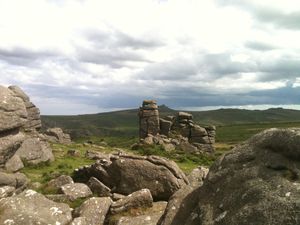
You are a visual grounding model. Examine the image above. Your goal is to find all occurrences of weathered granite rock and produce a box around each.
[0,172,27,189]
[162,142,175,152]
[112,193,126,201]
[85,150,110,161]
[161,128,300,225]
[178,112,193,120]
[187,166,209,188]
[45,127,72,144]
[71,217,88,225]
[143,135,154,145]
[73,197,112,225]
[0,86,27,132]
[160,118,172,136]
[15,137,54,165]
[157,166,209,225]
[9,85,42,131]
[45,194,70,203]
[179,141,198,153]
[87,177,111,197]
[110,189,153,215]
[139,100,160,139]
[46,175,74,193]
[60,183,92,201]
[0,189,72,225]
[5,154,24,172]
[0,186,15,198]
[74,154,189,201]
[0,130,25,165]
[112,201,168,225]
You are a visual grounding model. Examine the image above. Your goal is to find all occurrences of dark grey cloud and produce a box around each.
[245,41,277,51]
[255,8,300,30]
[74,28,163,68]
[136,51,300,84]
[216,0,300,30]
[77,47,151,68]
[136,52,256,81]
[0,47,59,66]
[86,29,164,49]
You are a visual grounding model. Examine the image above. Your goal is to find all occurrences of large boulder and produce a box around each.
[9,85,42,131]
[162,128,300,225]
[74,154,189,200]
[15,137,54,165]
[158,167,208,225]
[0,189,72,224]
[0,86,27,132]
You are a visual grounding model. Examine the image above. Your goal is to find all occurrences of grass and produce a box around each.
[21,143,97,184]
[216,121,300,144]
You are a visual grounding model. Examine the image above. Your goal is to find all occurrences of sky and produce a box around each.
[0,0,300,115]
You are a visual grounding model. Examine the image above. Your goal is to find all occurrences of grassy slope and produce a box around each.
[42,106,300,141]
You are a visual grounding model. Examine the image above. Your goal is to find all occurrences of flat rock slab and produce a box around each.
[113,201,168,225]
[74,197,112,225]
[60,183,92,201]
[0,189,72,225]
[111,189,153,215]
[88,177,111,197]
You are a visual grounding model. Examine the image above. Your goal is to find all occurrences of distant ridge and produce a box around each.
[41,106,300,138]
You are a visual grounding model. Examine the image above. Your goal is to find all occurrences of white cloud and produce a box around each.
[0,0,299,114]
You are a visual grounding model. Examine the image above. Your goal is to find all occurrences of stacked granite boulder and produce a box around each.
[0,85,54,173]
[138,100,216,153]
[139,100,160,139]
[8,85,42,131]
[173,112,216,145]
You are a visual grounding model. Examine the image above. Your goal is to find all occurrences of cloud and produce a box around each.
[216,0,300,30]
[86,29,164,50]
[245,41,277,51]
[0,0,300,114]
[0,47,59,67]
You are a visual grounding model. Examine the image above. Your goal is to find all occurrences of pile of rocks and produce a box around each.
[73,153,189,201]
[0,149,208,225]
[138,100,216,154]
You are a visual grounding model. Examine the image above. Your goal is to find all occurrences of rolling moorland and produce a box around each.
[42,105,300,144]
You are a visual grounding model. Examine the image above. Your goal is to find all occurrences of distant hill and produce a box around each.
[41,106,300,139]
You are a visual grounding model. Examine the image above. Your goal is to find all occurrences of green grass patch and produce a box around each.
[21,143,97,184]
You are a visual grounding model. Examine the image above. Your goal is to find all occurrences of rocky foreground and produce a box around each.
[1,85,300,225]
